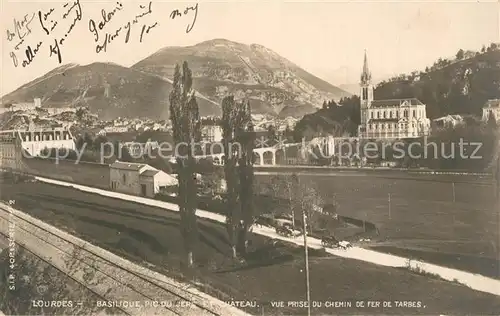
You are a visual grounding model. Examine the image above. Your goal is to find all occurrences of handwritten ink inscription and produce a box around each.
[88,2,124,42]
[5,2,200,68]
[89,1,157,53]
[38,0,83,64]
[170,3,198,33]
[6,13,37,67]
[6,13,36,47]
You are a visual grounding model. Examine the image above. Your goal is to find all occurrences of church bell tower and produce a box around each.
[360,50,374,124]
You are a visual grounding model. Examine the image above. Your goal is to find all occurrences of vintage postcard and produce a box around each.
[0,0,499,315]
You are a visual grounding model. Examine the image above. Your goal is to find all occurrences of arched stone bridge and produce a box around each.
[194,146,286,166]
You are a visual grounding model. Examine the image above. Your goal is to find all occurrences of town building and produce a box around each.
[0,125,75,157]
[0,130,22,170]
[482,99,500,123]
[46,107,76,116]
[104,126,129,133]
[122,140,159,158]
[432,115,464,129]
[109,161,177,197]
[357,52,431,139]
[201,124,223,143]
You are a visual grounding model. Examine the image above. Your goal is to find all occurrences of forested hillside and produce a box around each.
[293,43,500,139]
[375,44,500,119]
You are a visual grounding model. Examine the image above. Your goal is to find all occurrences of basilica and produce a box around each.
[357,52,431,139]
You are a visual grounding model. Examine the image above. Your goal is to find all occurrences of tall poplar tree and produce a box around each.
[169,62,201,267]
[236,100,255,254]
[221,96,241,259]
[221,97,255,258]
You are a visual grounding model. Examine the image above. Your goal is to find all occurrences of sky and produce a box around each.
[1,0,499,96]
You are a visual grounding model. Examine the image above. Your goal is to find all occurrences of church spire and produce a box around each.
[361,50,371,84]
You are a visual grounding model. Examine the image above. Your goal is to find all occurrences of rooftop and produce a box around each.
[110,161,146,171]
[140,169,160,177]
[367,118,400,123]
[370,98,424,108]
[484,99,500,108]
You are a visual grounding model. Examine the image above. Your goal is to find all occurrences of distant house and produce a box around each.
[46,107,76,115]
[201,124,223,143]
[104,126,129,133]
[432,115,464,129]
[6,98,42,112]
[109,161,177,198]
[122,140,159,158]
[482,99,500,123]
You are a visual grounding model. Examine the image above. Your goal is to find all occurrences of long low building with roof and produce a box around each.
[109,161,178,197]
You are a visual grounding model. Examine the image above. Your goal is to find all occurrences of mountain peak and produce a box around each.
[196,38,241,46]
[133,39,350,117]
[4,39,351,120]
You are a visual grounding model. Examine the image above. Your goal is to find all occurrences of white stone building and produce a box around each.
[18,127,75,157]
[357,52,431,139]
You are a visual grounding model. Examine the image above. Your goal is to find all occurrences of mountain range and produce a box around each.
[1,39,351,120]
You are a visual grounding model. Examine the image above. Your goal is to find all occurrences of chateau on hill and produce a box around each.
[357,52,431,139]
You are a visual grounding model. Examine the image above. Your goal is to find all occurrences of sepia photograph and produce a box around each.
[0,0,499,315]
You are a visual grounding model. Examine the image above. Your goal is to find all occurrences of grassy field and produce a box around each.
[256,173,499,279]
[1,180,499,315]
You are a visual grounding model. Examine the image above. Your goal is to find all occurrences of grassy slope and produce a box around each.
[255,174,499,278]
[0,180,499,315]
[0,244,122,315]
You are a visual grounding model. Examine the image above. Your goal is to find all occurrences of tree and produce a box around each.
[82,133,94,150]
[119,145,135,163]
[456,49,465,60]
[269,174,299,229]
[284,125,294,143]
[327,100,338,110]
[236,100,255,254]
[221,96,254,259]
[93,135,108,152]
[298,184,324,235]
[169,62,201,268]
[75,135,85,151]
[267,174,324,235]
[199,167,225,196]
[75,106,89,122]
[146,151,173,173]
[322,101,328,110]
[266,125,277,146]
[221,96,241,259]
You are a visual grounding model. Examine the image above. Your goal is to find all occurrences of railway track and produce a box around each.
[0,204,247,316]
[0,232,131,316]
